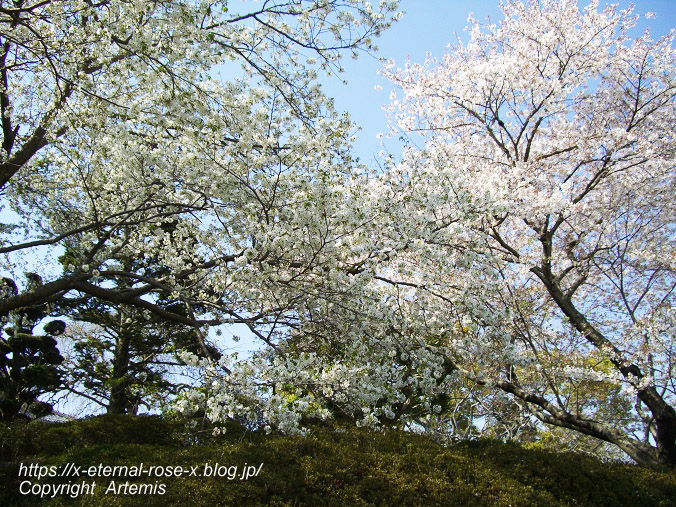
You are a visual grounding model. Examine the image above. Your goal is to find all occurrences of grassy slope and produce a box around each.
[1,415,674,506]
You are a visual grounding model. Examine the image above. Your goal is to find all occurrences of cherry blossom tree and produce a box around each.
[0,1,399,355]
[0,0,408,421]
[167,1,676,468]
[373,0,675,466]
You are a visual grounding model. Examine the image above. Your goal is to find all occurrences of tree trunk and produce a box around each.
[530,264,676,467]
[107,330,131,415]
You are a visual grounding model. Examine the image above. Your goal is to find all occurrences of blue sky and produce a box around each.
[322,0,676,166]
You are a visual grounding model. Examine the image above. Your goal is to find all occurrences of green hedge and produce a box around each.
[1,416,674,506]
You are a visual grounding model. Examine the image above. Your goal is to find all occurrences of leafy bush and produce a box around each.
[1,416,674,506]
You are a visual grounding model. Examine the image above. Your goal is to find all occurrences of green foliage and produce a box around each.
[1,415,674,506]
[0,275,65,420]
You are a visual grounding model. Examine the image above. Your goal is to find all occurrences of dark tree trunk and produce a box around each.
[530,262,676,467]
[107,330,131,415]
